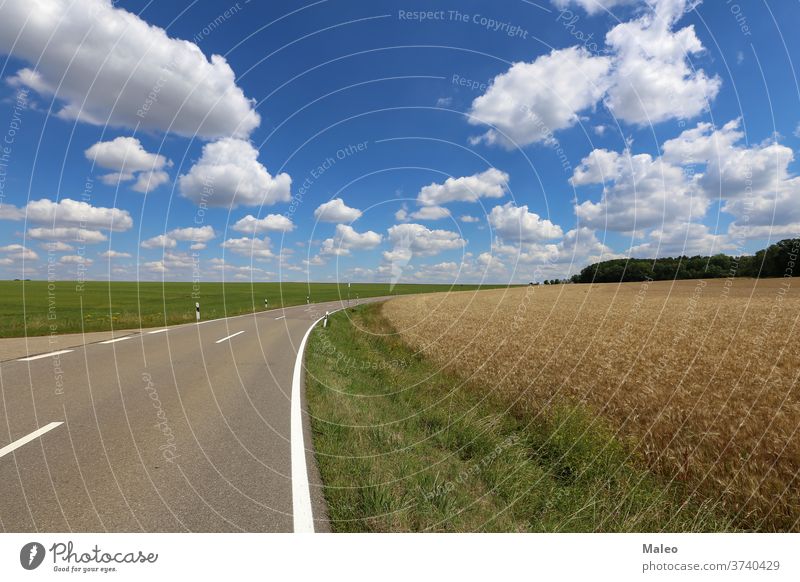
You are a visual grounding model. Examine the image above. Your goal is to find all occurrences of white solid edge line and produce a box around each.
[274,315,286,320]
[291,315,323,533]
[0,422,63,459]
[147,329,168,334]
[18,349,73,362]
[100,336,134,344]
[215,330,245,344]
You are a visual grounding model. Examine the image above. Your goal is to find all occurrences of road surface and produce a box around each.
[0,298,379,532]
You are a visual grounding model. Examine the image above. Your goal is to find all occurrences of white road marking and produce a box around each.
[215,330,245,344]
[18,350,73,362]
[100,336,133,344]
[147,329,168,334]
[274,315,286,320]
[0,422,63,459]
[290,309,341,533]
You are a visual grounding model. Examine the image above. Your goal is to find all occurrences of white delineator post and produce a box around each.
[323,311,329,328]
[195,302,200,322]
[265,298,268,309]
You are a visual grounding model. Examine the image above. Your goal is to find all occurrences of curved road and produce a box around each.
[0,298,380,532]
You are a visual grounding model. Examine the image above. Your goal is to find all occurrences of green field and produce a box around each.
[0,280,504,338]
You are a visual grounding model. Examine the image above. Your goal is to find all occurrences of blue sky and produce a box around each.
[0,0,798,284]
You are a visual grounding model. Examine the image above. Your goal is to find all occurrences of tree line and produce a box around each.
[571,238,799,284]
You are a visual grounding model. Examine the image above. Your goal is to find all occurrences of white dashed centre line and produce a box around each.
[18,350,73,362]
[215,331,245,344]
[100,336,133,344]
[0,422,63,459]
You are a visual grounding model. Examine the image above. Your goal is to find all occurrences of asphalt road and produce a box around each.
[0,298,379,532]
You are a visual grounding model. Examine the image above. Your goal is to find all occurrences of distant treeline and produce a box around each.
[573,238,800,284]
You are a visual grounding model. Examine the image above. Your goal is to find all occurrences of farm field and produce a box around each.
[382,278,800,531]
[0,280,506,337]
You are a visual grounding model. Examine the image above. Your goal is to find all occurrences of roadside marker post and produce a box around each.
[306,295,309,304]
[323,311,329,328]
[264,298,268,309]
[195,302,200,322]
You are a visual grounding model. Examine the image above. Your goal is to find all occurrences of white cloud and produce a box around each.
[313,198,363,223]
[221,236,275,260]
[572,148,707,231]
[395,207,409,221]
[626,222,733,257]
[603,0,720,125]
[0,0,260,139]
[232,214,294,234]
[320,224,382,256]
[460,215,480,223]
[178,138,291,208]
[468,47,612,148]
[140,225,216,250]
[26,227,108,243]
[41,241,74,252]
[141,234,177,250]
[99,250,132,258]
[0,244,38,262]
[85,137,172,192]
[132,170,170,194]
[0,198,133,230]
[488,202,563,242]
[418,168,509,205]
[409,205,451,221]
[386,223,467,257]
[468,1,718,145]
[552,0,638,15]
[59,254,92,265]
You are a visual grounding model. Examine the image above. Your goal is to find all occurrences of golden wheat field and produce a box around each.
[382,278,800,531]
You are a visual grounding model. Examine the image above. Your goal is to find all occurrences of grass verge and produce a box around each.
[306,303,733,532]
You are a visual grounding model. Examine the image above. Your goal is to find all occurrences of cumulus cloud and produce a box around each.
[468,47,612,148]
[313,198,363,223]
[417,168,509,205]
[59,254,92,265]
[0,244,38,264]
[468,1,718,146]
[460,215,480,223]
[386,223,467,257]
[221,236,275,260]
[0,198,133,231]
[99,250,132,258]
[572,147,707,231]
[178,138,291,208]
[488,202,563,242]
[85,136,172,193]
[0,0,260,139]
[232,214,294,234]
[320,224,382,256]
[409,205,451,221]
[26,227,108,244]
[552,0,637,14]
[140,225,216,249]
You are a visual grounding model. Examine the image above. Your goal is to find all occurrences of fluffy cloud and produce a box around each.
[386,223,467,257]
[99,250,132,258]
[468,47,612,148]
[59,254,92,265]
[468,1,718,145]
[85,137,172,193]
[0,198,133,231]
[626,222,733,258]
[320,224,382,256]
[26,227,108,244]
[603,0,720,125]
[572,148,707,231]
[140,225,216,249]
[141,234,177,250]
[417,168,509,205]
[552,0,637,14]
[488,202,563,242]
[178,138,291,208]
[0,0,259,139]
[460,215,480,223]
[409,205,451,221]
[313,198,363,223]
[0,244,38,264]
[232,214,294,234]
[221,236,275,260]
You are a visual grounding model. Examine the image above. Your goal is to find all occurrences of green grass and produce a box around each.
[306,303,734,532]
[0,280,505,338]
